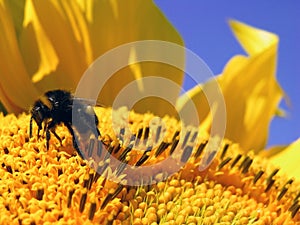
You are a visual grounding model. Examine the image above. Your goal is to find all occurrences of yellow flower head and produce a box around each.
[0,0,299,224]
[0,108,300,224]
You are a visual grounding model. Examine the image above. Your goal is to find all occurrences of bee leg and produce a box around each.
[29,116,33,138]
[95,115,101,137]
[51,129,63,146]
[42,124,46,136]
[65,123,85,159]
[96,128,101,138]
[46,121,63,146]
[46,128,50,150]
[37,125,42,139]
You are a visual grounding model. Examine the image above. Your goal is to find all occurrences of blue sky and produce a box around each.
[154,1,300,147]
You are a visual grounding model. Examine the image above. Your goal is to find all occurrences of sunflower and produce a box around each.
[0,0,299,224]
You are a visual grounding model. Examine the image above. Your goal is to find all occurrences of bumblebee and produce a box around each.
[29,89,101,158]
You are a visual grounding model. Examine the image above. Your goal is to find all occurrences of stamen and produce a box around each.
[218,157,232,170]
[155,142,170,157]
[265,179,275,192]
[241,158,253,174]
[290,203,300,218]
[169,139,179,155]
[93,173,101,184]
[181,130,191,149]
[220,143,229,160]
[119,127,125,143]
[294,192,300,203]
[6,165,12,174]
[230,154,242,168]
[143,127,150,145]
[253,170,264,184]
[88,171,94,190]
[135,147,152,166]
[277,179,294,201]
[94,162,109,183]
[36,188,44,200]
[101,193,112,209]
[194,141,208,159]
[203,150,217,167]
[289,200,299,212]
[4,147,9,154]
[74,178,79,184]
[88,202,97,221]
[113,142,121,154]
[57,168,63,176]
[101,177,107,188]
[181,146,193,163]
[79,189,88,213]
[33,147,39,153]
[88,139,95,158]
[286,178,294,185]
[130,134,136,143]
[97,140,103,157]
[264,169,280,192]
[267,168,279,182]
[57,214,63,220]
[111,184,124,200]
[277,187,288,201]
[137,127,144,139]
[135,128,143,146]
[190,131,198,142]
[83,174,89,189]
[238,156,250,170]
[104,145,114,161]
[172,130,180,141]
[116,161,128,176]
[155,125,162,143]
[118,144,133,162]
[67,189,75,208]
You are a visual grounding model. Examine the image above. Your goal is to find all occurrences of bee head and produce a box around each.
[30,100,50,128]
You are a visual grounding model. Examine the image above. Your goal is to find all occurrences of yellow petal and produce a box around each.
[259,145,287,158]
[80,0,184,116]
[269,138,300,179]
[0,0,39,113]
[229,20,277,55]
[177,20,283,152]
[2,0,184,116]
[4,0,25,37]
[19,0,90,88]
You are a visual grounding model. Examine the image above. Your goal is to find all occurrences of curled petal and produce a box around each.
[177,20,283,152]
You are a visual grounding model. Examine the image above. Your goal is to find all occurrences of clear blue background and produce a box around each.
[154,1,300,147]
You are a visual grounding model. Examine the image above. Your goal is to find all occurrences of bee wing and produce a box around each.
[72,97,107,108]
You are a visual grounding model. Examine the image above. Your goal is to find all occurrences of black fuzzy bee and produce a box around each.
[29,89,101,158]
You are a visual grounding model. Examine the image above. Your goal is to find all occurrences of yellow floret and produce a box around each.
[0,108,299,224]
